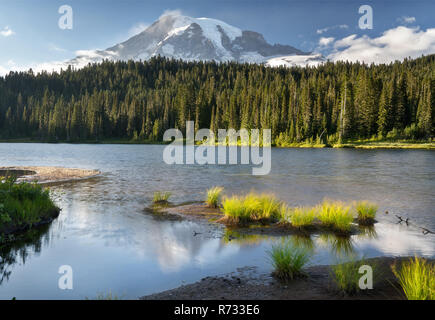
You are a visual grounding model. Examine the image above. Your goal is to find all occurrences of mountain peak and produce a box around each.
[69,13,322,68]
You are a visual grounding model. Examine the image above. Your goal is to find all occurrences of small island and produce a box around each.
[0,166,101,242]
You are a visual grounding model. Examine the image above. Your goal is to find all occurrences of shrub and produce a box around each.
[403,124,420,140]
[206,186,224,208]
[392,257,434,300]
[0,177,59,233]
[268,240,311,281]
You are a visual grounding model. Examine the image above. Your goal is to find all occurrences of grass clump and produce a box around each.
[153,191,171,204]
[288,207,317,229]
[355,201,378,225]
[0,177,59,234]
[392,257,434,300]
[318,200,354,234]
[206,186,224,208]
[221,196,247,222]
[331,258,377,295]
[268,240,311,281]
[221,193,282,225]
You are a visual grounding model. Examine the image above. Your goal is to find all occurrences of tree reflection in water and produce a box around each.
[0,225,51,285]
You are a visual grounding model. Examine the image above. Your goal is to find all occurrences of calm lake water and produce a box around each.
[0,143,434,299]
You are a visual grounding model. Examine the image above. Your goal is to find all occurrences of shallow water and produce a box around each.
[0,144,434,299]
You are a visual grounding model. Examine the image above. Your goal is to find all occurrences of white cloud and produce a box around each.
[128,22,149,37]
[0,26,15,37]
[75,49,104,58]
[2,19,434,76]
[0,61,16,76]
[316,24,348,34]
[0,60,65,76]
[0,49,120,77]
[319,37,335,47]
[75,49,118,59]
[0,65,8,76]
[159,9,183,19]
[49,43,68,52]
[397,16,416,24]
[327,26,435,64]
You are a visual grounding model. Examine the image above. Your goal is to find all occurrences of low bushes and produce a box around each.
[0,177,59,234]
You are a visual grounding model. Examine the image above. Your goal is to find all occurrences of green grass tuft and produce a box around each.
[392,257,434,300]
[268,240,311,281]
[288,207,317,229]
[221,193,282,225]
[355,201,378,225]
[331,257,377,295]
[318,200,354,234]
[153,191,171,204]
[206,186,224,208]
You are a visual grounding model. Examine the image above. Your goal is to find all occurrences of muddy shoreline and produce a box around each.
[141,257,430,300]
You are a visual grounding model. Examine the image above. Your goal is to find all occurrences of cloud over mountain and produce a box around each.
[1,14,434,76]
[327,26,435,64]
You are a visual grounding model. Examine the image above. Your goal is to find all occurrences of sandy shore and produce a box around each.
[141,257,431,300]
[0,166,101,184]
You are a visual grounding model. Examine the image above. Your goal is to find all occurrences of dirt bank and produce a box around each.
[0,166,101,184]
[141,257,428,300]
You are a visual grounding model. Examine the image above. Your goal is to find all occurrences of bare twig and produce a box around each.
[394,215,434,234]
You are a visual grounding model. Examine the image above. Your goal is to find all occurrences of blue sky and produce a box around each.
[0,0,434,73]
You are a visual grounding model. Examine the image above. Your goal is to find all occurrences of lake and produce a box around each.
[0,143,434,299]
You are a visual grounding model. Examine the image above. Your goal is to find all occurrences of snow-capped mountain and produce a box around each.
[68,13,323,67]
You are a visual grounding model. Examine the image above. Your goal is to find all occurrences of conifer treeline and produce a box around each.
[0,55,433,143]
